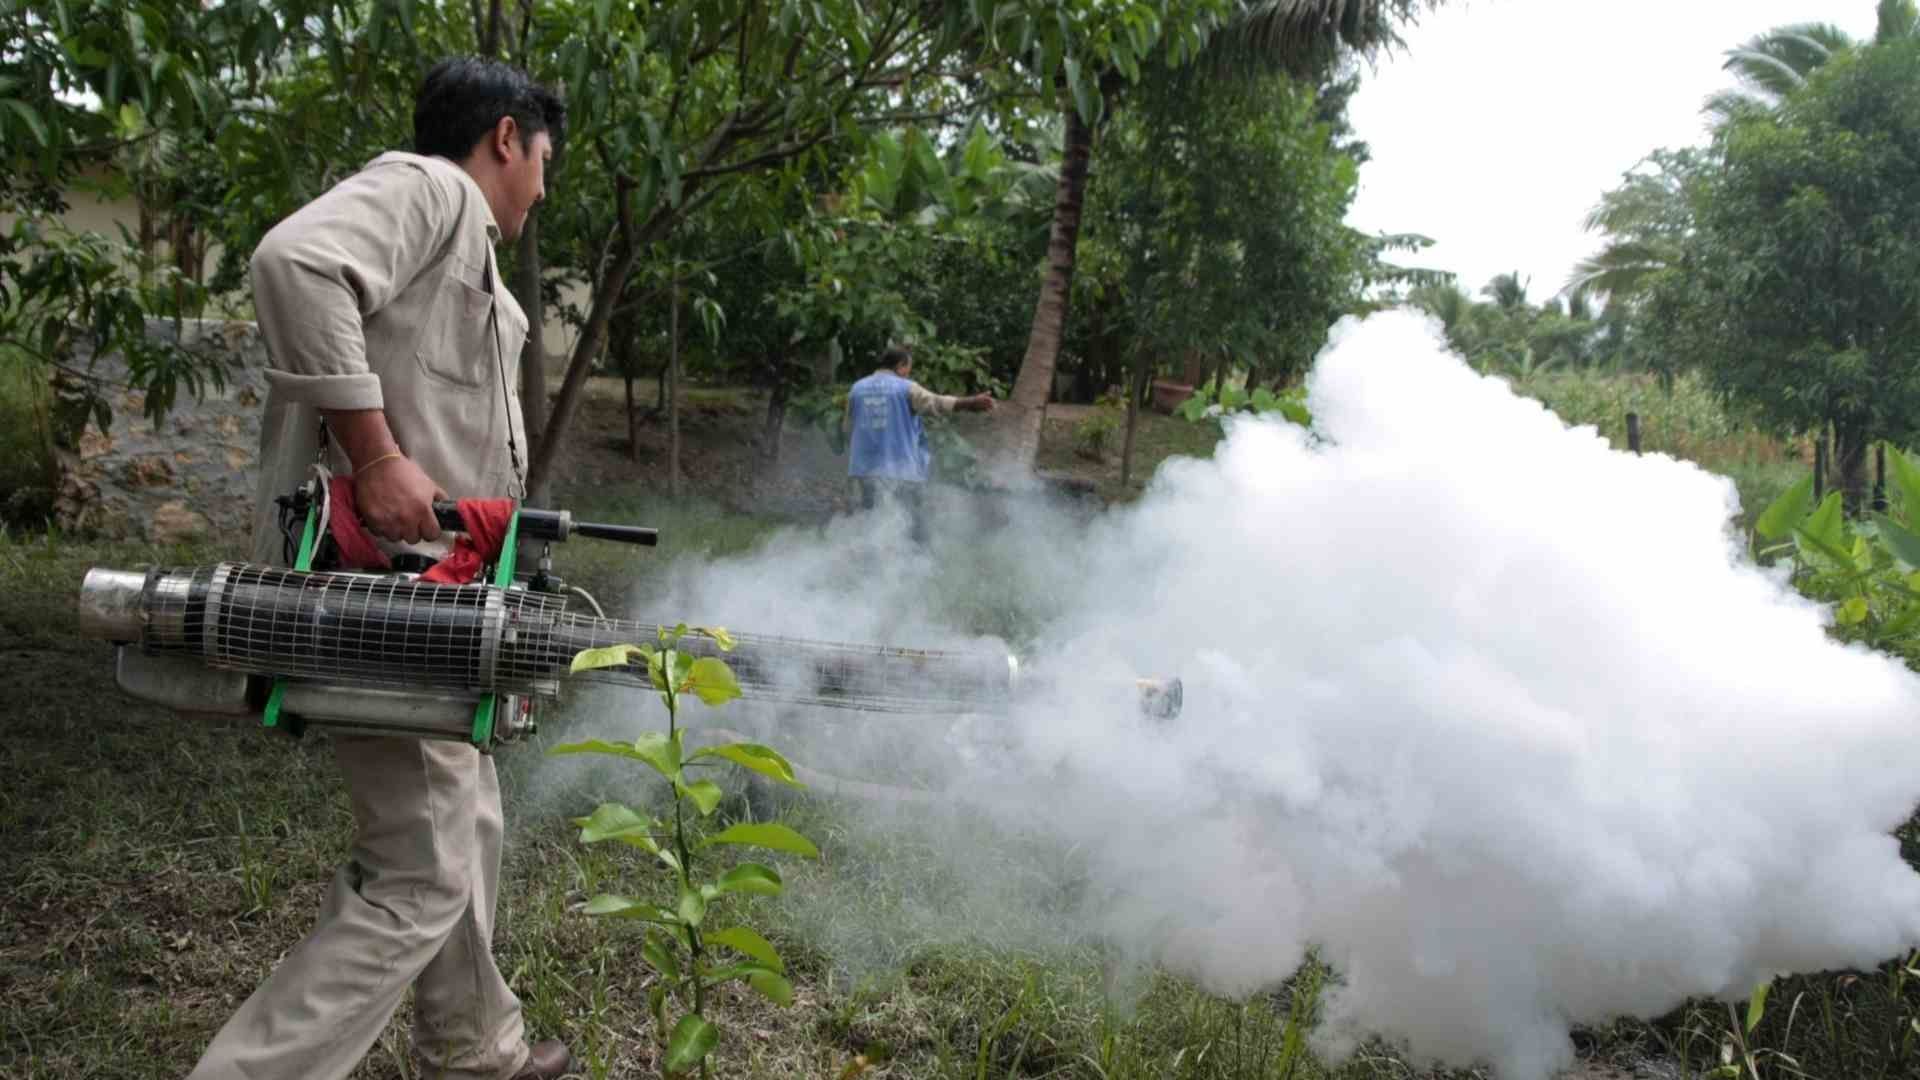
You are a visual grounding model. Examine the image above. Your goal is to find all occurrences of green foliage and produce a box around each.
[1078,68,1368,391]
[0,0,310,438]
[0,347,57,522]
[1175,381,1311,428]
[1521,371,1753,456]
[1406,274,1619,377]
[1641,36,1920,507]
[1750,444,1920,668]
[552,623,816,1077]
[1072,407,1121,462]
[1649,956,1920,1080]
[0,214,223,445]
[1566,148,1705,310]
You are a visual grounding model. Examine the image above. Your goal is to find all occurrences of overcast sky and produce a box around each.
[1344,0,1878,301]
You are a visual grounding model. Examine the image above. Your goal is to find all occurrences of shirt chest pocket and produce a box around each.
[415,267,498,391]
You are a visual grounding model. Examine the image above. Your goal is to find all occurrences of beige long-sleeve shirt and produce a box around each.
[247,151,529,563]
[904,380,960,416]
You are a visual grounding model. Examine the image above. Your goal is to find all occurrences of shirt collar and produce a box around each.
[369,150,501,240]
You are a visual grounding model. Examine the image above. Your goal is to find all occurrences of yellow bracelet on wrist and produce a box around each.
[356,450,405,475]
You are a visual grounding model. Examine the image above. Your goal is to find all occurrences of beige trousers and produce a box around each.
[188,735,530,1080]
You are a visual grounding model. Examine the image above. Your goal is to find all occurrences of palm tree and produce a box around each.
[1575,3,1919,309]
[1706,0,1918,122]
[992,0,1439,471]
[1482,271,1529,311]
[1408,280,1472,338]
[1564,148,1701,304]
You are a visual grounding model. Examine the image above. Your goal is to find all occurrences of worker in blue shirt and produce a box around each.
[846,345,994,541]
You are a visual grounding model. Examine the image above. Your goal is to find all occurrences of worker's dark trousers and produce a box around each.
[857,477,928,544]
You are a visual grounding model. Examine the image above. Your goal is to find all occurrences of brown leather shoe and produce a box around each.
[510,1039,574,1079]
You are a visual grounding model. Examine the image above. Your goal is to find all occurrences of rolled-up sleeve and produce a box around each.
[249,165,454,411]
[907,381,959,416]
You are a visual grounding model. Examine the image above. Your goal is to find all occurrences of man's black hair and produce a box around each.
[414,57,565,160]
[881,345,913,370]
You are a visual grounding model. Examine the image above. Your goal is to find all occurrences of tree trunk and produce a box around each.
[514,208,547,455]
[624,370,638,462]
[610,303,639,460]
[995,99,1096,472]
[762,380,789,465]
[524,237,645,503]
[1120,349,1150,488]
[1835,415,1871,515]
[668,277,682,498]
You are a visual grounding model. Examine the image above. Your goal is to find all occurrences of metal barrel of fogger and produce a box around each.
[77,563,1034,714]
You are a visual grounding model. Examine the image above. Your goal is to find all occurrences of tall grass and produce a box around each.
[1520,370,1806,535]
[0,348,57,523]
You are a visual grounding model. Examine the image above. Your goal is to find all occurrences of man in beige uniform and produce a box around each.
[190,58,572,1080]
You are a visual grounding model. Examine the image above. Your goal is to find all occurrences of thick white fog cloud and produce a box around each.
[582,311,1920,1078]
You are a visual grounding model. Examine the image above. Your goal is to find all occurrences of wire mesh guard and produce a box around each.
[140,563,568,696]
[133,563,1017,714]
[561,619,1016,714]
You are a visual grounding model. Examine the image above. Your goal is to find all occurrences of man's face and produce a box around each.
[495,125,552,242]
[896,358,913,379]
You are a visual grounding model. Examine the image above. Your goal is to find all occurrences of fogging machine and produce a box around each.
[78,481,1182,748]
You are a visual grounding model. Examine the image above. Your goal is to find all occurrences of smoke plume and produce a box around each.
[575,310,1920,1078]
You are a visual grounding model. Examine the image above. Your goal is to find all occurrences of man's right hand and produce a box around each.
[355,453,445,543]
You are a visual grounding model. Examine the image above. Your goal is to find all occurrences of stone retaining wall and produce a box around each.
[55,319,268,544]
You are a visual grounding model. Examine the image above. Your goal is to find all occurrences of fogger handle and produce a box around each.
[430,502,659,547]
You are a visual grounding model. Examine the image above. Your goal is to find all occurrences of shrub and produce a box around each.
[1072,407,1120,462]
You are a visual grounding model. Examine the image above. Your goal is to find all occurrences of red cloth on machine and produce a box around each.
[323,475,515,583]
[324,475,392,571]
[420,498,514,584]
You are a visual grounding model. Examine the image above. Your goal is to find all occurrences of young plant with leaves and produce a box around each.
[552,625,819,1078]
[1176,381,1312,428]
[1752,444,1920,667]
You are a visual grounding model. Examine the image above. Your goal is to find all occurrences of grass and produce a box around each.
[1036,407,1225,503]
[0,349,58,522]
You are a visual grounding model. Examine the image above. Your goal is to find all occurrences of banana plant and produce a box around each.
[1753,443,1920,658]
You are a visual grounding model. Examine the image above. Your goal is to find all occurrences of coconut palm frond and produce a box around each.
[1702,88,1771,127]
[1406,280,1472,331]
[1719,21,1855,108]
[1205,0,1436,77]
[1563,240,1676,304]
[1767,24,1853,65]
[1581,171,1684,236]
[1721,45,1812,102]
